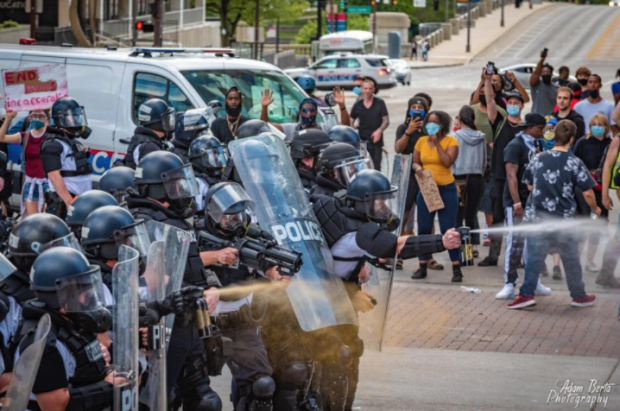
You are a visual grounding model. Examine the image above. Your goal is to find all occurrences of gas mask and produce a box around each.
[169,198,197,219]
[67,307,113,334]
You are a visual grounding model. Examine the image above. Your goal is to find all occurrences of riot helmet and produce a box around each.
[81,206,150,262]
[50,97,89,138]
[138,98,175,133]
[9,214,80,272]
[188,135,228,177]
[208,100,223,118]
[346,169,398,224]
[0,254,17,322]
[318,142,372,186]
[290,128,333,174]
[66,190,119,236]
[99,166,136,203]
[327,126,361,150]
[236,119,285,140]
[135,151,200,217]
[31,247,112,333]
[205,182,254,237]
[297,75,316,94]
[174,107,213,148]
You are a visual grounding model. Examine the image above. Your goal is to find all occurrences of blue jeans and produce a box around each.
[520,231,587,299]
[417,182,460,262]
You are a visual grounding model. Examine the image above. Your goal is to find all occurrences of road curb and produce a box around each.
[410,62,465,70]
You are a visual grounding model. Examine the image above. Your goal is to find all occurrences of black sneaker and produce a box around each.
[540,264,549,277]
[552,265,563,280]
[451,266,463,283]
[478,257,498,267]
[412,268,427,280]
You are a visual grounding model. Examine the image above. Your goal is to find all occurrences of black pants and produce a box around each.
[455,174,483,245]
[365,140,383,172]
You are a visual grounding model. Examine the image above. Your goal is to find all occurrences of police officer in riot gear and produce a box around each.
[312,169,461,410]
[188,135,228,212]
[2,214,78,305]
[124,98,176,169]
[311,142,371,197]
[41,97,92,218]
[98,166,136,203]
[0,254,23,391]
[126,150,222,411]
[200,182,280,411]
[289,128,333,192]
[328,125,362,150]
[15,247,122,411]
[65,190,119,240]
[172,107,214,163]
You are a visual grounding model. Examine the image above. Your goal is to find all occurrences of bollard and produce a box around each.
[479,2,487,17]
[450,18,460,35]
[441,23,452,40]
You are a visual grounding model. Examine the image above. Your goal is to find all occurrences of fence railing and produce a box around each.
[100,7,204,41]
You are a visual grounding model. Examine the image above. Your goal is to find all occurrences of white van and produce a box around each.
[0,44,335,185]
[318,31,374,58]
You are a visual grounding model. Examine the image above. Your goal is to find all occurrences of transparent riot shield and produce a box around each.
[4,314,52,411]
[359,154,412,351]
[139,240,167,411]
[229,135,357,332]
[112,245,140,411]
[144,220,192,331]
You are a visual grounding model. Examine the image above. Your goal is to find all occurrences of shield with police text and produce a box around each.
[229,135,357,331]
[139,240,167,411]
[112,245,140,411]
[359,154,411,351]
[4,314,51,411]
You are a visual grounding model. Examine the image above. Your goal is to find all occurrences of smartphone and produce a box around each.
[486,62,495,75]
[410,109,424,122]
[541,48,548,58]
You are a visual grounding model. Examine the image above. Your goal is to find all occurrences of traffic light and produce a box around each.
[433,0,439,10]
[135,20,154,33]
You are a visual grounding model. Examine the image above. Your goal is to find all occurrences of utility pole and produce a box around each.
[132,0,138,46]
[445,0,449,22]
[29,0,36,39]
[153,0,164,47]
[372,0,377,53]
[500,0,505,27]
[466,0,471,53]
[317,0,323,41]
[276,18,280,54]
[254,0,260,59]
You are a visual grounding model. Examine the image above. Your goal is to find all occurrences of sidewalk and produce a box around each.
[409,1,554,69]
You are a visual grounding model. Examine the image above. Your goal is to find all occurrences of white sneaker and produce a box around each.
[495,283,515,300]
[535,280,552,296]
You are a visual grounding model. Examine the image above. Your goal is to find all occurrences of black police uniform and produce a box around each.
[200,217,276,410]
[311,174,345,197]
[127,194,222,411]
[124,126,168,169]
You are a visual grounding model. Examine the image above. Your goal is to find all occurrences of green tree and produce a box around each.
[294,14,370,44]
[208,0,309,46]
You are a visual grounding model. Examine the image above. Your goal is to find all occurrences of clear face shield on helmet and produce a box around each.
[112,221,151,258]
[181,107,212,132]
[36,233,83,254]
[334,156,373,185]
[161,164,201,200]
[162,109,176,132]
[0,253,17,283]
[201,145,229,170]
[56,106,88,129]
[208,184,255,235]
[363,191,398,224]
[55,269,107,314]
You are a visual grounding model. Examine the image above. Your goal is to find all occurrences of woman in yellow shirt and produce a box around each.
[412,111,463,282]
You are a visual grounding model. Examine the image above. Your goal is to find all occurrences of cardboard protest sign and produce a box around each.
[2,65,68,112]
[415,170,445,212]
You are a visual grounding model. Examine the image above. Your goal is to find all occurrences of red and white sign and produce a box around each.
[2,64,68,111]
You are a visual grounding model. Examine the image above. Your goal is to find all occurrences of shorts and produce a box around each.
[22,180,48,202]
[478,180,493,214]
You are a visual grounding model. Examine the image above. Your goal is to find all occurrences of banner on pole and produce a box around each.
[413,0,427,7]
[2,65,68,112]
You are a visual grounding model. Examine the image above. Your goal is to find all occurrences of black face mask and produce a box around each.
[226,104,242,117]
[68,307,113,334]
[578,78,588,86]
[541,75,552,85]
[589,89,600,99]
[479,94,487,107]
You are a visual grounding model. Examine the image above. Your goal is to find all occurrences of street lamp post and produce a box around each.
[254,0,260,59]
[372,0,377,53]
[501,0,505,27]
[466,0,471,53]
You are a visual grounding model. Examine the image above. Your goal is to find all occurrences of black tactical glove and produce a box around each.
[139,303,162,327]
[158,286,204,316]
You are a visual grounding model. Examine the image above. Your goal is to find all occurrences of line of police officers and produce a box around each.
[0,92,460,411]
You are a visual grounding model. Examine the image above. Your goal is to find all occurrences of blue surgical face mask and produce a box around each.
[410,109,426,121]
[425,122,441,136]
[506,105,521,117]
[30,120,46,130]
[591,125,606,139]
[353,86,362,96]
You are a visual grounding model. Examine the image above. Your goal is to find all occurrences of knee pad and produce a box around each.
[278,362,308,388]
[350,337,364,358]
[184,381,222,411]
[193,394,223,411]
[336,344,352,368]
[253,376,276,398]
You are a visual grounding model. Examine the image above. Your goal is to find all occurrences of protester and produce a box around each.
[422,39,430,61]
[508,120,599,309]
[556,66,571,87]
[412,111,462,282]
[530,51,559,115]
[350,79,389,171]
[353,76,365,102]
[575,66,592,99]
[452,106,486,249]
[574,74,619,135]
[573,114,612,273]
[552,87,585,142]
[0,110,49,215]
[411,40,418,60]
[471,69,530,109]
[210,87,249,144]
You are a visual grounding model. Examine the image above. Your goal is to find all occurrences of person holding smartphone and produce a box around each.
[530,48,559,115]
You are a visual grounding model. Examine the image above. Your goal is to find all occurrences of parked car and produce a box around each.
[499,64,577,89]
[285,54,398,91]
[388,59,412,86]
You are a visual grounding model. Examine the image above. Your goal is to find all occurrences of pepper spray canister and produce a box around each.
[457,226,474,266]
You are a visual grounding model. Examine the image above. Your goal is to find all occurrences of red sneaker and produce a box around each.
[571,294,596,307]
[507,296,536,309]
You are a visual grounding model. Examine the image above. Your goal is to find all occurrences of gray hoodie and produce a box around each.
[452,128,487,176]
